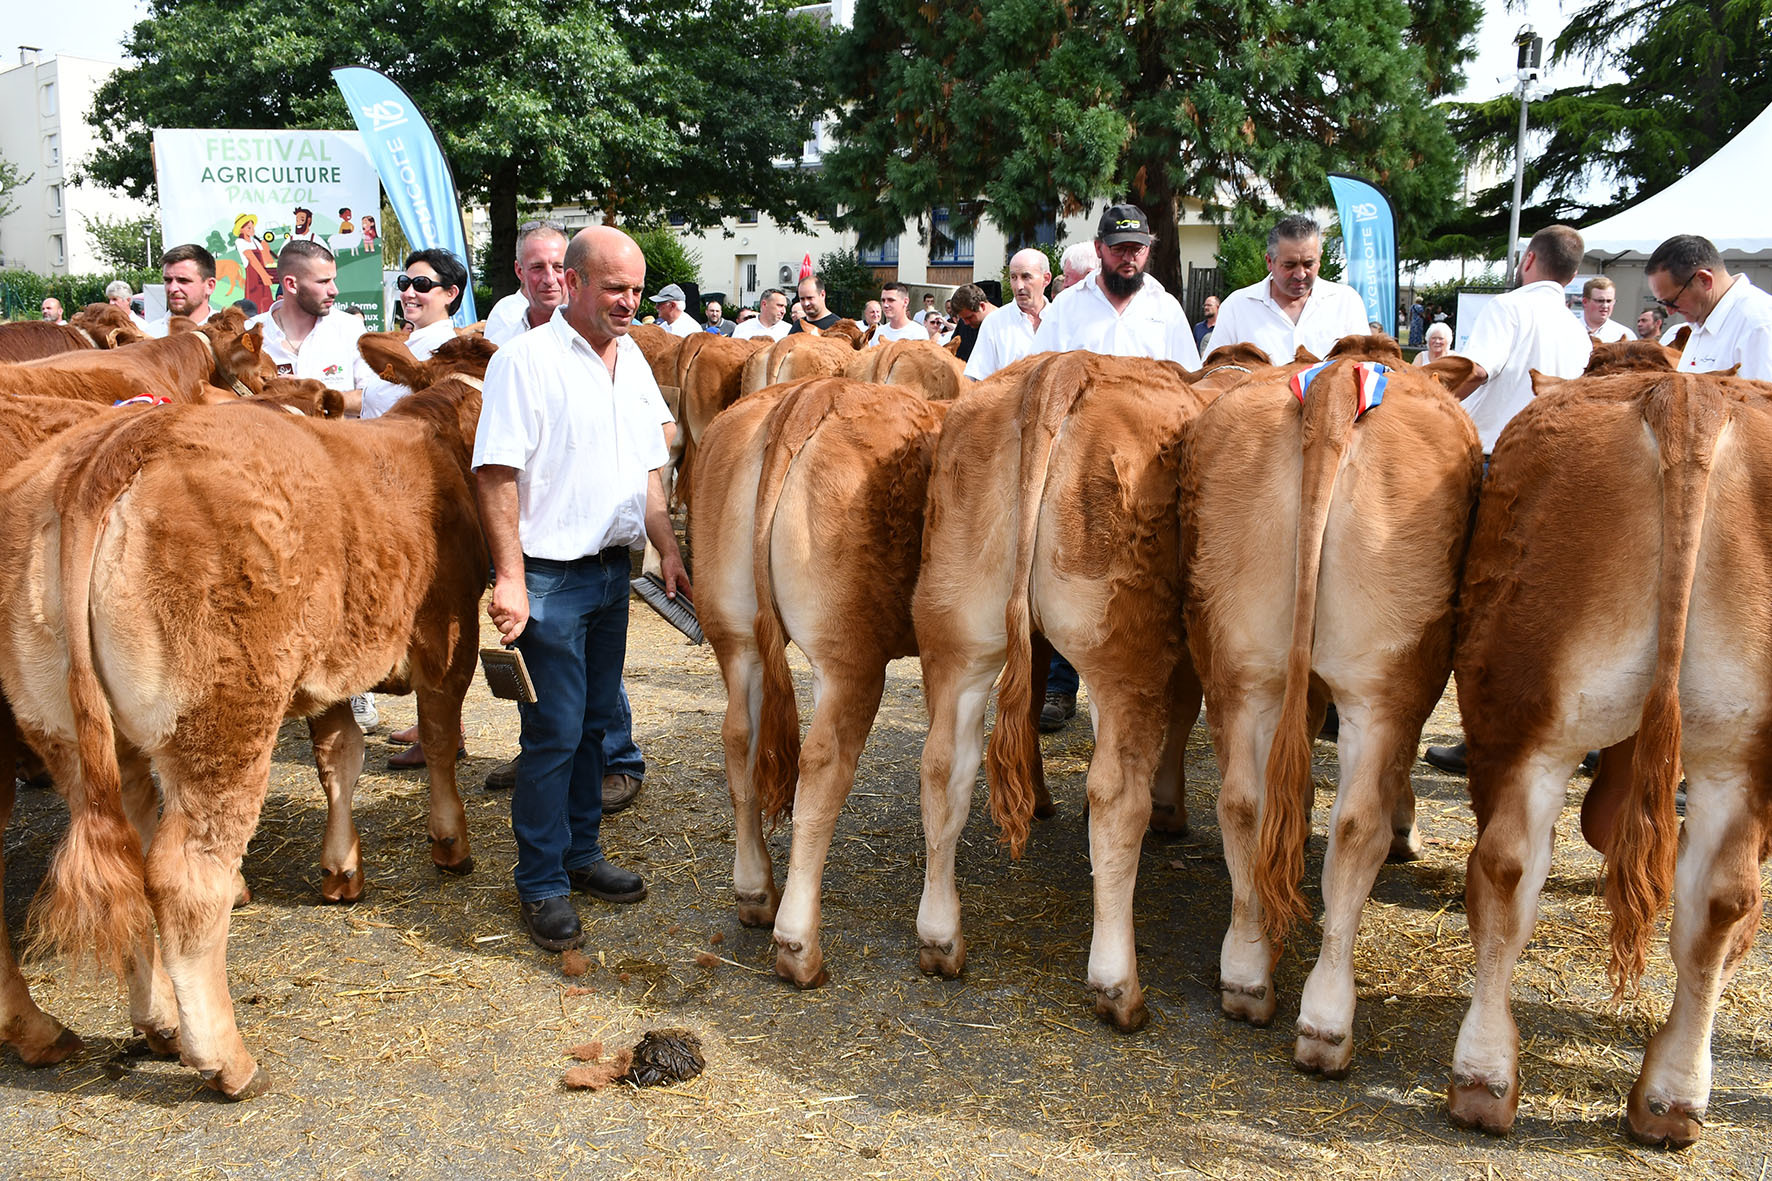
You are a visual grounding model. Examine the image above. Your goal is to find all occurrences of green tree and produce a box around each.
[0,151,33,222]
[633,226,703,319]
[1435,0,1772,253]
[816,248,876,318]
[823,0,1477,295]
[79,212,164,272]
[82,0,828,301]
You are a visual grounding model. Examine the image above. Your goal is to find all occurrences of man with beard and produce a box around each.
[144,244,221,337]
[249,239,371,405]
[1031,203,1201,368]
[1029,204,1200,731]
[485,222,570,345]
[787,274,844,334]
[289,206,320,243]
[1208,213,1369,363]
[1635,305,1666,341]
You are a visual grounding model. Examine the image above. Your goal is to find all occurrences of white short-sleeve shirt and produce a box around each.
[1584,317,1633,344]
[664,313,702,338]
[1678,275,1772,381]
[732,316,790,342]
[1031,272,1201,368]
[1453,280,1592,453]
[1208,276,1370,364]
[248,303,371,390]
[360,317,457,419]
[869,320,927,346]
[472,311,673,560]
[964,301,1042,379]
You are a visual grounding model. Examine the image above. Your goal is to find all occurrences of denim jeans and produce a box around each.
[604,683,645,780]
[1046,652,1079,697]
[511,550,631,902]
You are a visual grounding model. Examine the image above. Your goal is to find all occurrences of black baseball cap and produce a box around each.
[1098,203,1154,246]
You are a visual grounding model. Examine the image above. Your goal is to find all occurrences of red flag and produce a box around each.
[799,252,814,280]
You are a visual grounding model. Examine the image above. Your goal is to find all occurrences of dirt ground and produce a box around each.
[4,599,1771,1180]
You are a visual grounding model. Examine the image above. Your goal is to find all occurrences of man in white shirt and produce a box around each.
[1208,213,1370,365]
[475,226,689,951]
[1579,276,1633,343]
[733,288,791,341]
[649,283,701,337]
[1448,224,1593,455]
[1058,241,1096,293]
[863,300,882,330]
[1031,203,1202,369]
[485,222,570,346]
[913,292,938,326]
[870,282,927,345]
[965,247,1052,380]
[248,239,371,408]
[1646,234,1772,381]
[143,244,220,337]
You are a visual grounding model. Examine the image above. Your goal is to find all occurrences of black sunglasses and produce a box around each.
[397,274,452,294]
[1655,271,1696,312]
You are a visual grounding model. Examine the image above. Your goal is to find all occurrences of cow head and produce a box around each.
[1325,334,1408,367]
[1417,355,1479,394]
[1584,339,1680,377]
[258,377,347,418]
[198,315,266,398]
[69,303,145,348]
[821,319,865,349]
[372,334,499,458]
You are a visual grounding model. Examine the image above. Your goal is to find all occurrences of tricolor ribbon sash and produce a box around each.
[1290,361,1391,419]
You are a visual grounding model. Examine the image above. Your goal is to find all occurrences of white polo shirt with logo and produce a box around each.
[1209,276,1371,364]
[472,310,673,560]
[249,303,370,390]
[1031,271,1201,368]
[1678,275,1772,381]
[1453,279,1592,453]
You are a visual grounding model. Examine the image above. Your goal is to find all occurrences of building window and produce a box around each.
[738,208,758,225]
[744,261,758,292]
[43,133,61,168]
[51,233,66,267]
[46,183,62,217]
[858,237,899,266]
[39,81,57,118]
[929,207,974,266]
[668,211,686,227]
[1008,204,1059,251]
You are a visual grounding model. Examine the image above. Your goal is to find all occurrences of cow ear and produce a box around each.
[1530,369,1565,398]
[1293,346,1320,364]
[1670,325,1691,352]
[1418,355,1476,393]
[244,326,262,354]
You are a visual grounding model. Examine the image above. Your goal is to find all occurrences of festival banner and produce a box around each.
[152,129,386,327]
[331,66,477,326]
[1327,173,1398,332]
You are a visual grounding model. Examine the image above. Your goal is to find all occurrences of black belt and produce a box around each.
[525,546,630,569]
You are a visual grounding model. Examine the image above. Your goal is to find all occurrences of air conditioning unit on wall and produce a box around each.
[777,263,796,286]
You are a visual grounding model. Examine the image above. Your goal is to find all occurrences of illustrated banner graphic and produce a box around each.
[152,128,385,328]
[1327,173,1398,332]
[332,66,477,326]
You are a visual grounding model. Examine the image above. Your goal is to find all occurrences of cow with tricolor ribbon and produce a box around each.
[1180,333,1483,1078]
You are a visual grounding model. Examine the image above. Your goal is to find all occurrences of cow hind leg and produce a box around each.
[1626,768,1765,1149]
[115,745,179,1056]
[1149,657,1201,836]
[716,642,779,926]
[1082,697,1162,1032]
[1212,686,1283,1026]
[414,688,473,875]
[149,734,278,1100]
[916,651,999,979]
[308,702,367,902]
[0,767,83,1066]
[772,663,887,990]
[1447,748,1572,1135]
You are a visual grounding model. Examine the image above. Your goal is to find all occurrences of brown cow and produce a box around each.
[692,377,948,988]
[1446,366,1772,1149]
[0,320,97,362]
[739,333,854,396]
[70,303,147,348]
[842,339,967,401]
[0,338,494,1097]
[1181,337,1482,1077]
[672,332,769,509]
[0,308,265,403]
[913,352,1211,1031]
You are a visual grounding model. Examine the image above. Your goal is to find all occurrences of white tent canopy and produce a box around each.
[1581,101,1772,259]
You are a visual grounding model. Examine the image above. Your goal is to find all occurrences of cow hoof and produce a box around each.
[1627,1081,1704,1150]
[1294,1023,1353,1079]
[210,1065,272,1101]
[917,936,965,979]
[734,889,779,928]
[1219,981,1276,1027]
[141,1025,181,1058]
[1148,804,1189,838]
[1447,1071,1519,1135]
[433,852,475,877]
[14,1024,84,1066]
[772,936,827,990]
[232,878,253,908]
[1387,829,1423,863]
[1090,983,1148,1033]
[320,868,365,904]
[1033,798,1058,821]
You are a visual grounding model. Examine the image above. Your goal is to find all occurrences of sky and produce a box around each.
[11,0,1605,100]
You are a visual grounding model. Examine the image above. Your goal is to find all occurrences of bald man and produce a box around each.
[474,225,689,951]
[965,247,1053,379]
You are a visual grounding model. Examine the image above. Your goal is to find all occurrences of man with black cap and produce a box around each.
[649,283,701,337]
[1031,203,1201,368]
[1029,203,1200,732]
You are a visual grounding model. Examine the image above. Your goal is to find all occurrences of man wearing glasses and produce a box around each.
[1646,234,1772,381]
[485,222,569,346]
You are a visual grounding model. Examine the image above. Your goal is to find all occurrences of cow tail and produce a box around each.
[675,343,706,513]
[1606,376,1724,995]
[1254,364,1360,951]
[749,381,840,822]
[28,440,153,976]
[984,353,1091,858]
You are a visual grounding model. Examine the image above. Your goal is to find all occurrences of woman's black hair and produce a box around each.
[404,248,469,315]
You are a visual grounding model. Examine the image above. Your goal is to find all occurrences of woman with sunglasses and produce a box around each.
[361,249,468,420]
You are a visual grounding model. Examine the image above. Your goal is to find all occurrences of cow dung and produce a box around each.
[622,1029,705,1087]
